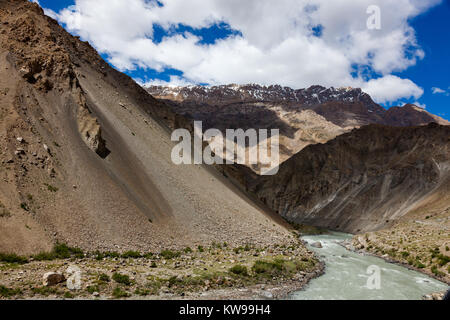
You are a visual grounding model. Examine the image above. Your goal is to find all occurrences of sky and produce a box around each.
[32,0,449,119]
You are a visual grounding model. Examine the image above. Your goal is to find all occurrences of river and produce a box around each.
[290,232,448,300]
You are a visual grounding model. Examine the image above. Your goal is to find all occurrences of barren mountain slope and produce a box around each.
[217,123,450,234]
[147,85,449,172]
[0,0,292,255]
[352,171,450,282]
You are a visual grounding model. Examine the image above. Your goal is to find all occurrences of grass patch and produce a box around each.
[112,286,130,298]
[31,286,59,296]
[229,265,248,276]
[0,253,28,264]
[99,273,110,283]
[252,258,315,278]
[121,251,142,259]
[33,243,84,261]
[160,250,180,260]
[0,285,22,298]
[86,285,99,294]
[112,273,132,286]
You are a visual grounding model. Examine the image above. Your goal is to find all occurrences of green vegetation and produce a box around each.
[44,183,58,192]
[229,265,248,276]
[99,273,110,283]
[86,285,99,294]
[401,251,410,258]
[431,265,445,277]
[112,286,130,298]
[112,273,132,286]
[33,243,84,261]
[252,258,314,278]
[93,250,120,260]
[121,251,142,259]
[197,245,204,253]
[31,286,59,296]
[0,285,22,298]
[160,250,180,259]
[20,202,30,211]
[0,253,28,264]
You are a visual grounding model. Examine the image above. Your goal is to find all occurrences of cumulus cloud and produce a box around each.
[43,0,441,103]
[362,75,423,104]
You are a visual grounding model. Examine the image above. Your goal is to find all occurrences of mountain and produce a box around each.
[0,0,292,255]
[217,123,450,234]
[147,84,449,171]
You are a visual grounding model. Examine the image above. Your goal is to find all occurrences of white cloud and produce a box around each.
[432,87,446,94]
[136,75,195,87]
[44,0,442,103]
[362,75,423,104]
[413,101,426,109]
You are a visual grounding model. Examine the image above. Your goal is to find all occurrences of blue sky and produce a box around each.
[34,0,449,120]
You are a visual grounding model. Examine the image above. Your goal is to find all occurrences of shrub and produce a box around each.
[415,261,426,269]
[0,285,21,297]
[34,243,84,261]
[99,273,110,283]
[0,253,28,264]
[112,273,132,286]
[436,254,450,267]
[31,286,58,296]
[112,286,130,298]
[20,202,30,211]
[44,183,58,192]
[86,285,99,294]
[431,265,445,277]
[197,245,204,253]
[121,251,141,259]
[160,250,180,260]
[134,288,150,296]
[229,265,248,276]
[184,247,192,254]
[252,260,283,276]
[53,243,84,259]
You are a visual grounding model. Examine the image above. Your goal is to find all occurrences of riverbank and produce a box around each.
[290,232,448,300]
[348,220,450,285]
[0,240,323,300]
[342,238,450,286]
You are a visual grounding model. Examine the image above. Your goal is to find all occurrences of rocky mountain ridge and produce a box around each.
[147,84,449,172]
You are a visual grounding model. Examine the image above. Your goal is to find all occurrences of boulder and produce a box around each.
[311,242,323,248]
[261,290,273,299]
[43,272,66,286]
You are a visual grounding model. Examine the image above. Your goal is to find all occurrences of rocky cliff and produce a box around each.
[218,123,450,233]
